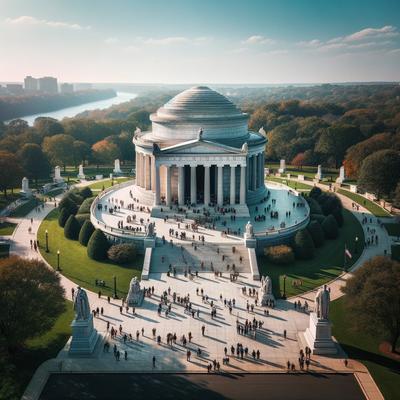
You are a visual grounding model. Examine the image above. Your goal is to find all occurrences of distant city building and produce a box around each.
[38,76,58,93]
[60,83,74,93]
[24,76,38,91]
[6,84,24,95]
[74,82,93,91]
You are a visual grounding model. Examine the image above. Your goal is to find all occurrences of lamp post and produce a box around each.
[113,275,117,299]
[355,236,359,254]
[45,229,49,253]
[57,250,60,271]
[282,274,287,299]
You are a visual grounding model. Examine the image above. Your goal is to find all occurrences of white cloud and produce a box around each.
[388,48,400,54]
[141,36,190,45]
[104,37,119,44]
[297,39,322,47]
[5,15,90,30]
[242,35,276,45]
[343,25,398,42]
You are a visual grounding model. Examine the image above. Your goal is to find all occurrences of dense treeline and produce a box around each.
[0,89,117,121]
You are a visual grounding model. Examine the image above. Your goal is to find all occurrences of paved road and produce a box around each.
[40,373,366,400]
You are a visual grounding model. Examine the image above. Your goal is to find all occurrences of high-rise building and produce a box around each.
[24,76,38,91]
[38,76,58,93]
[6,84,24,95]
[60,83,74,93]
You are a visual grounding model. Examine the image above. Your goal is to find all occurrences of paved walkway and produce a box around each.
[8,178,388,400]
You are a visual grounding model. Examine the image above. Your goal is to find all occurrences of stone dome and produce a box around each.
[150,86,249,141]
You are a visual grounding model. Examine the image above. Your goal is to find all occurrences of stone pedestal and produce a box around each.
[69,315,98,355]
[278,159,286,173]
[315,165,322,181]
[336,166,345,184]
[303,312,337,355]
[113,159,122,174]
[54,166,64,183]
[126,277,144,307]
[20,177,32,197]
[77,164,86,180]
[244,233,257,248]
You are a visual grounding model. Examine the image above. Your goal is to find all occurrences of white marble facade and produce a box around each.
[133,86,267,208]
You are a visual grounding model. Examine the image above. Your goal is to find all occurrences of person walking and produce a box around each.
[152,356,156,368]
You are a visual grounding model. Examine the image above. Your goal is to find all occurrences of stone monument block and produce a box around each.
[304,312,337,354]
[20,177,32,197]
[336,166,345,184]
[315,165,322,181]
[77,164,86,179]
[278,159,286,173]
[54,166,64,183]
[297,175,305,181]
[113,159,122,174]
[127,277,144,306]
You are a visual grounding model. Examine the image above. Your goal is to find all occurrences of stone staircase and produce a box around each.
[150,241,251,274]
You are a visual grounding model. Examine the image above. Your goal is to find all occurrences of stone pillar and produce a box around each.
[252,155,257,190]
[145,155,151,190]
[151,156,156,192]
[240,165,246,205]
[154,164,160,205]
[141,153,145,187]
[230,165,236,205]
[178,166,185,206]
[190,166,197,205]
[204,165,210,206]
[136,152,141,187]
[258,153,263,187]
[217,165,223,206]
[165,166,171,206]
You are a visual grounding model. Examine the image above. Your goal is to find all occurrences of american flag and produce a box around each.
[345,246,352,259]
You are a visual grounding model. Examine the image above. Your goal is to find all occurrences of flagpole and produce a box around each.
[344,243,347,272]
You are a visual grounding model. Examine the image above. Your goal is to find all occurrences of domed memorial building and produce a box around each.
[91,86,310,254]
[133,86,266,211]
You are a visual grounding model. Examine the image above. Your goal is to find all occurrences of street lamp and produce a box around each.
[282,275,287,299]
[113,275,118,299]
[57,250,60,271]
[45,229,49,253]
[355,236,359,254]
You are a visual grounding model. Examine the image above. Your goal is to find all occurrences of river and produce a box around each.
[10,92,138,125]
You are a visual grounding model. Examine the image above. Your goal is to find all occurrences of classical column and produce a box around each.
[204,165,210,205]
[151,156,156,192]
[154,164,160,205]
[230,165,236,205]
[190,165,197,205]
[141,153,145,187]
[178,166,185,206]
[252,155,257,190]
[136,152,140,187]
[144,155,151,190]
[257,154,262,187]
[165,165,171,206]
[240,165,246,205]
[217,165,223,206]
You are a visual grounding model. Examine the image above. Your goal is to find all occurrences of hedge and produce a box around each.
[307,220,325,247]
[79,187,93,199]
[79,220,95,246]
[310,213,326,224]
[87,229,110,260]
[58,196,78,215]
[75,213,90,226]
[306,197,323,215]
[107,243,137,264]
[77,197,94,215]
[321,214,339,239]
[58,208,71,228]
[293,229,315,260]
[264,245,294,265]
[64,215,81,240]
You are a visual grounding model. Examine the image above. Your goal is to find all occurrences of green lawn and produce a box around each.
[88,177,131,190]
[2,300,74,400]
[9,198,41,218]
[0,222,17,236]
[257,209,365,298]
[391,245,400,262]
[38,209,143,297]
[267,176,313,191]
[331,297,400,400]
[384,223,400,237]
[0,243,10,258]
[337,189,391,217]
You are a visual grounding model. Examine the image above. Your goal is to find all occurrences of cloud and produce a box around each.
[342,25,398,42]
[104,37,119,44]
[5,15,90,30]
[297,39,322,48]
[242,35,276,45]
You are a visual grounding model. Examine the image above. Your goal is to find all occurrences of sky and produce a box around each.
[1,0,400,84]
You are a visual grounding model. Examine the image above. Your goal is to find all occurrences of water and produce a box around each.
[8,92,137,125]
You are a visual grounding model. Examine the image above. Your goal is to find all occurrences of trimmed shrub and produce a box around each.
[264,245,294,265]
[318,192,343,226]
[293,229,315,260]
[309,186,322,200]
[307,220,325,247]
[64,215,81,240]
[58,196,78,215]
[75,213,90,226]
[77,197,94,214]
[87,229,110,260]
[58,207,70,227]
[79,187,93,199]
[306,197,323,215]
[79,220,95,246]
[322,214,339,239]
[107,244,136,264]
[310,213,326,224]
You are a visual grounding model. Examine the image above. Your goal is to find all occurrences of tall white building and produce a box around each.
[24,76,38,91]
[38,77,58,93]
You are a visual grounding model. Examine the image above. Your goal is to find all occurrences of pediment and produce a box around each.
[160,139,242,155]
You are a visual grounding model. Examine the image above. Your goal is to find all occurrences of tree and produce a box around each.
[342,256,400,352]
[58,196,78,215]
[293,229,315,259]
[107,244,136,264]
[33,117,64,136]
[64,215,81,240]
[0,256,65,350]
[87,229,110,260]
[91,139,120,165]
[358,149,400,198]
[17,143,51,186]
[79,187,93,200]
[72,140,91,167]
[307,220,325,247]
[393,182,400,208]
[58,207,70,227]
[321,214,339,239]
[79,220,95,246]
[291,152,306,170]
[0,151,24,197]
[42,134,75,171]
